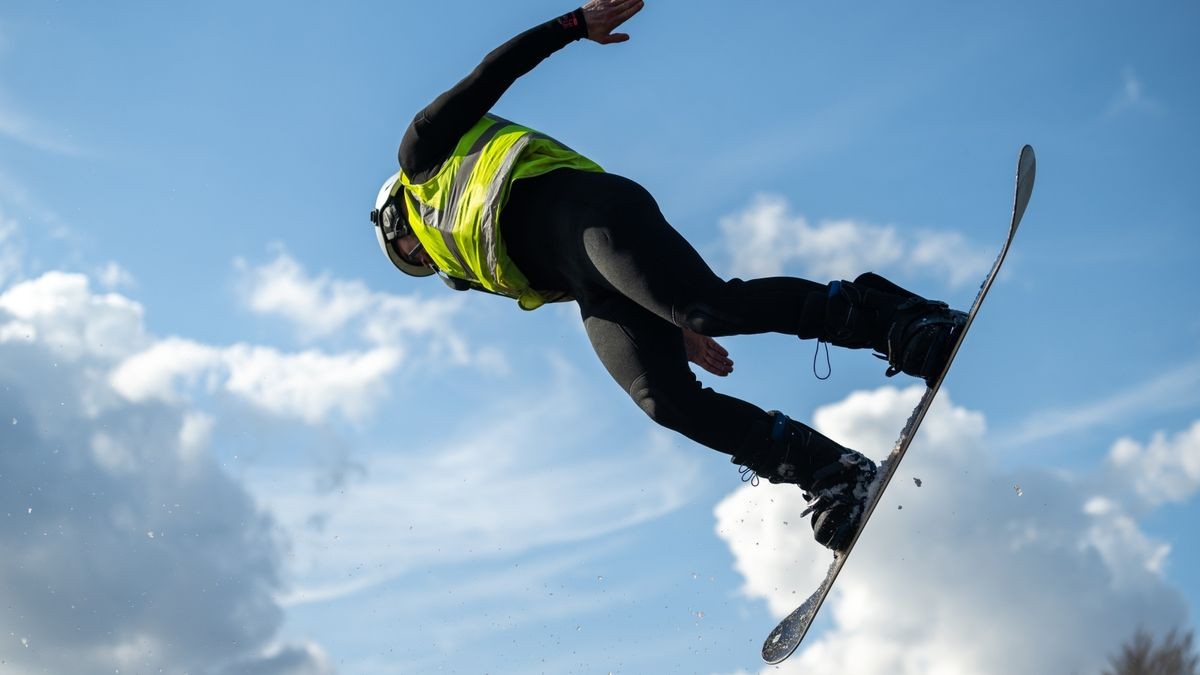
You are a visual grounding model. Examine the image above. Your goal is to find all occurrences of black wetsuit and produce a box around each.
[398,11,827,460]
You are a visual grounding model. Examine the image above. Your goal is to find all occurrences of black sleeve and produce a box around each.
[398,9,589,183]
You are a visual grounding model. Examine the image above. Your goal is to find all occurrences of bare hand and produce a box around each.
[581,0,644,45]
[683,328,734,377]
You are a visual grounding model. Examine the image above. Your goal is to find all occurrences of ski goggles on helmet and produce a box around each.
[371,172,436,278]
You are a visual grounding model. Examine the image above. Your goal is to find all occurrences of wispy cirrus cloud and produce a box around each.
[1001,359,1200,448]
[1107,66,1162,117]
[0,27,77,155]
[0,87,82,156]
[97,261,136,290]
[251,356,703,607]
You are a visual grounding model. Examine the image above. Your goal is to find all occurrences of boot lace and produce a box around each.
[738,464,761,487]
[813,340,832,380]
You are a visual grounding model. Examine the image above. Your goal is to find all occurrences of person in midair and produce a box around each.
[369,0,966,551]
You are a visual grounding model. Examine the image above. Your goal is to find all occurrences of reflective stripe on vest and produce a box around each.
[394,115,602,310]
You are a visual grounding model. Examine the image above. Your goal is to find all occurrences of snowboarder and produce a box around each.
[370,0,966,551]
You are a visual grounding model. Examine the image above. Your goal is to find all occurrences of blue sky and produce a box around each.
[1,1,1198,673]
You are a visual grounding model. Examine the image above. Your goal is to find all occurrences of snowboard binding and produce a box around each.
[732,411,878,552]
[801,272,966,387]
[879,295,967,385]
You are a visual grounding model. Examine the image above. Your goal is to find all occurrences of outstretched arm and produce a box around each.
[398,1,645,181]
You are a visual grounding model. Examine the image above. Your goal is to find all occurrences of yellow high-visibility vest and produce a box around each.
[389,114,603,310]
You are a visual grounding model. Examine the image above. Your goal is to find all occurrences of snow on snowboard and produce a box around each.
[761,145,1037,665]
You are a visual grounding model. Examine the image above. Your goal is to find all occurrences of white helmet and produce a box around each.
[370,172,435,278]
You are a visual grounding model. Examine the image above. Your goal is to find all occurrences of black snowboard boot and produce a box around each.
[798,272,967,386]
[732,411,878,551]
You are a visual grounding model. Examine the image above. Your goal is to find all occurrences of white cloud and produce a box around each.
[109,337,224,402]
[1082,496,1172,583]
[179,411,215,462]
[237,250,465,345]
[720,194,901,280]
[0,271,148,361]
[237,252,375,340]
[1108,420,1200,507]
[222,343,401,424]
[0,207,21,286]
[1107,66,1161,116]
[235,250,504,376]
[0,86,82,155]
[1003,359,1200,447]
[223,642,336,675]
[0,266,495,671]
[714,385,1189,675]
[97,260,136,289]
[908,230,996,289]
[107,248,508,425]
[0,274,327,674]
[252,358,703,606]
[719,194,991,288]
[1,264,681,671]
[110,337,403,425]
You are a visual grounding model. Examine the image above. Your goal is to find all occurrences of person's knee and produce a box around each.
[680,301,739,337]
[629,375,694,432]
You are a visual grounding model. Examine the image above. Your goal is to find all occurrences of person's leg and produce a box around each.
[578,289,765,454]
[577,289,875,550]
[504,169,965,385]
[505,169,823,336]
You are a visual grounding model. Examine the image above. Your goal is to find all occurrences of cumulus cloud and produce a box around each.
[1109,420,1200,507]
[0,273,402,427]
[0,241,512,671]
[237,250,464,342]
[96,248,507,424]
[222,344,401,424]
[0,274,328,673]
[110,338,402,425]
[236,252,376,340]
[0,271,149,365]
[715,385,1189,675]
[719,194,991,288]
[234,250,504,375]
[108,337,225,402]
